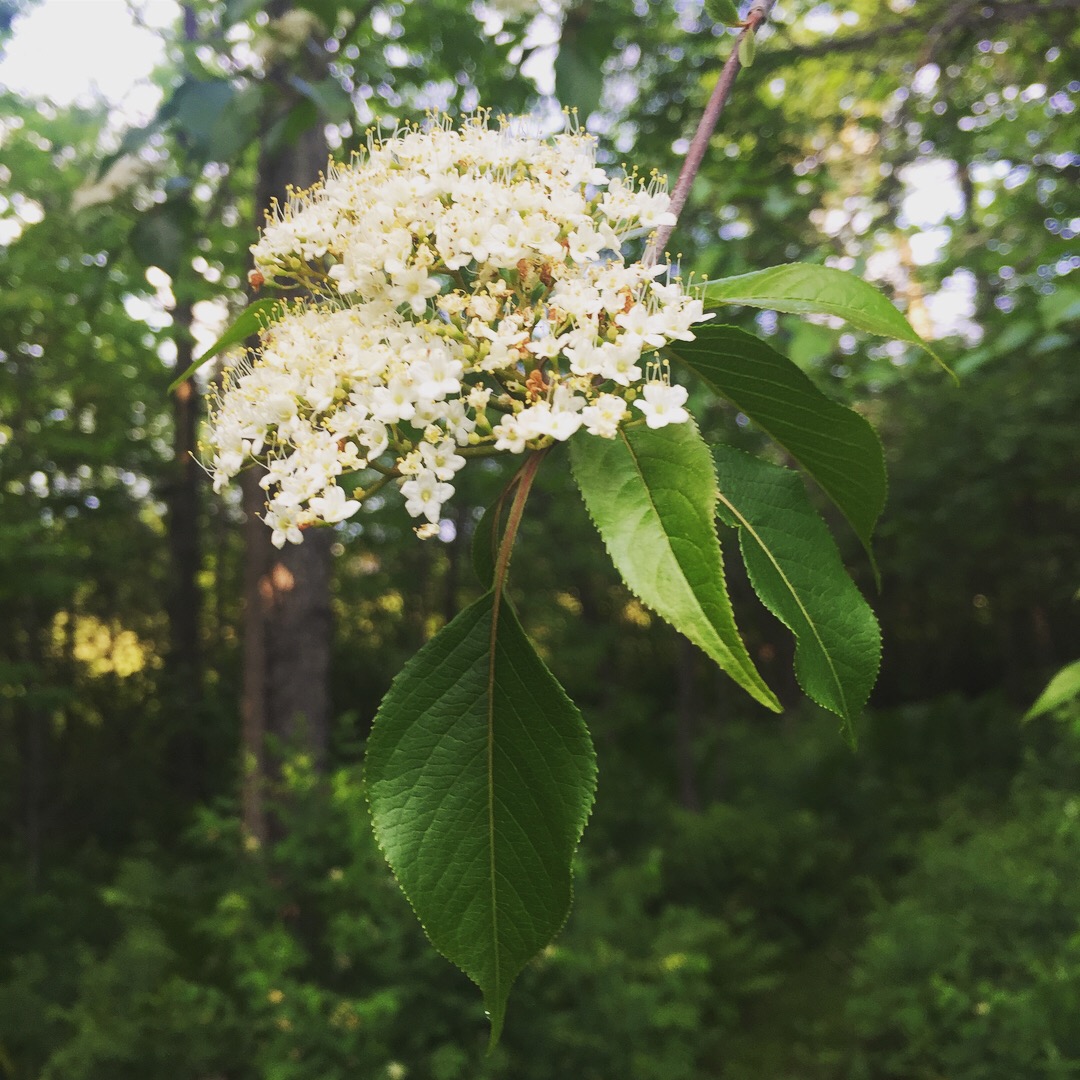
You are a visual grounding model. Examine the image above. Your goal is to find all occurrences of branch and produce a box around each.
[767,0,1080,63]
[643,0,778,265]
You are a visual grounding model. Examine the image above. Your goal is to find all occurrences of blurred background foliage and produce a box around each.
[1,0,1079,1076]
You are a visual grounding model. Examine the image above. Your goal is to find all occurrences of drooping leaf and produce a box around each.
[701,263,946,370]
[168,297,282,392]
[288,74,354,125]
[704,0,742,26]
[96,86,185,179]
[224,0,264,23]
[365,592,596,1044]
[713,446,881,745]
[95,121,160,181]
[293,0,337,26]
[264,98,320,155]
[1024,659,1080,722]
[667,323,886,569]
[554,10,607,120]
[172,78,237,161]
[205,83,265,162]
[738,31,756,67]
[570,422,780,712]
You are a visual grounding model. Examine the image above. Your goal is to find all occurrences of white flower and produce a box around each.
[206,114,709,545]
[401,472,455,524]
[266,495,307,549]
[308,485,361,524]
[615,303,670,348]
[388,267,441,316]
[419,440,466,481]
[582,393,628,437]
[634,382,690,429]
[492,414,529,454]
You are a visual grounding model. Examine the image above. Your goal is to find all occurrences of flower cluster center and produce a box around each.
[205,114,710,546]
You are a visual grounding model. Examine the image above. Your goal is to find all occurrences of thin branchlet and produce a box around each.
[644,0,778,265]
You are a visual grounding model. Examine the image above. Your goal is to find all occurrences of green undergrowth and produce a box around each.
[4,691,1080,1078]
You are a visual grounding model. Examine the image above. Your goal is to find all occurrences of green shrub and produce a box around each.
[845,785,1080,1079]
[5,756,780,1080]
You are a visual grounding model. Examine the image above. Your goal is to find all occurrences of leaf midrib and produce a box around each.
[669,341,883,529]
[617,428,766,695]
[704,268,915,335]
[486,590,502,1009]
[715,487,848,717]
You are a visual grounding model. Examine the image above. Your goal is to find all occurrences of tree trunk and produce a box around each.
[241,76,333,845]
[21,602,46,889]
[164,297,206,798]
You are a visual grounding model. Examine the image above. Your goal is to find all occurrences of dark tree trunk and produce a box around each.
[164,297,206,798]
[241,470,272,846]
[241,65,333,845]
[21,605,45,889]
[167,303,201,682]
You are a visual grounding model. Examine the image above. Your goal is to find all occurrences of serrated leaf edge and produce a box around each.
[573,424,781,713]
[714,449,881,743]
[362,593,598,1045]
[666,324,888,583]
[700,264,951,375]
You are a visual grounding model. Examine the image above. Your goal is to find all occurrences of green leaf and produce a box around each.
[288,74,354,125]
[96,85,186,179]
[1024,659,1080,722]
[701,263,947,371]
[95,121,159,181]
[570,422,780,712]
[704,0,742,25]
[224,0,264,23]
[713,446,881,745]
[667,324,886,569]
[472,495,507,590]
[264,99,320,156]
[365,592,596,1044]
[1038,286,1080,329]
[168,297,282,392]
[293,0,336,26]
[207,83,265,161]
[554,15,607,120]
[738,31,756,67]
[172,78,237,161]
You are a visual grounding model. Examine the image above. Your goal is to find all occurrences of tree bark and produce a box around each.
[21,602,45,889]
[164,297,206,798]
[240,50,333,845]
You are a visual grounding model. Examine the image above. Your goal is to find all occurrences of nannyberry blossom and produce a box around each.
[205,114,711,545]
[634,377,690,429]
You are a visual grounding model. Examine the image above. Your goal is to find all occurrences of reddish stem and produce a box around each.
[644,0,778,265]
[492,449,549,600]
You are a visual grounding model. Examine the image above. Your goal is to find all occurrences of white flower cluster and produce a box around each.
[205,115,710,546]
